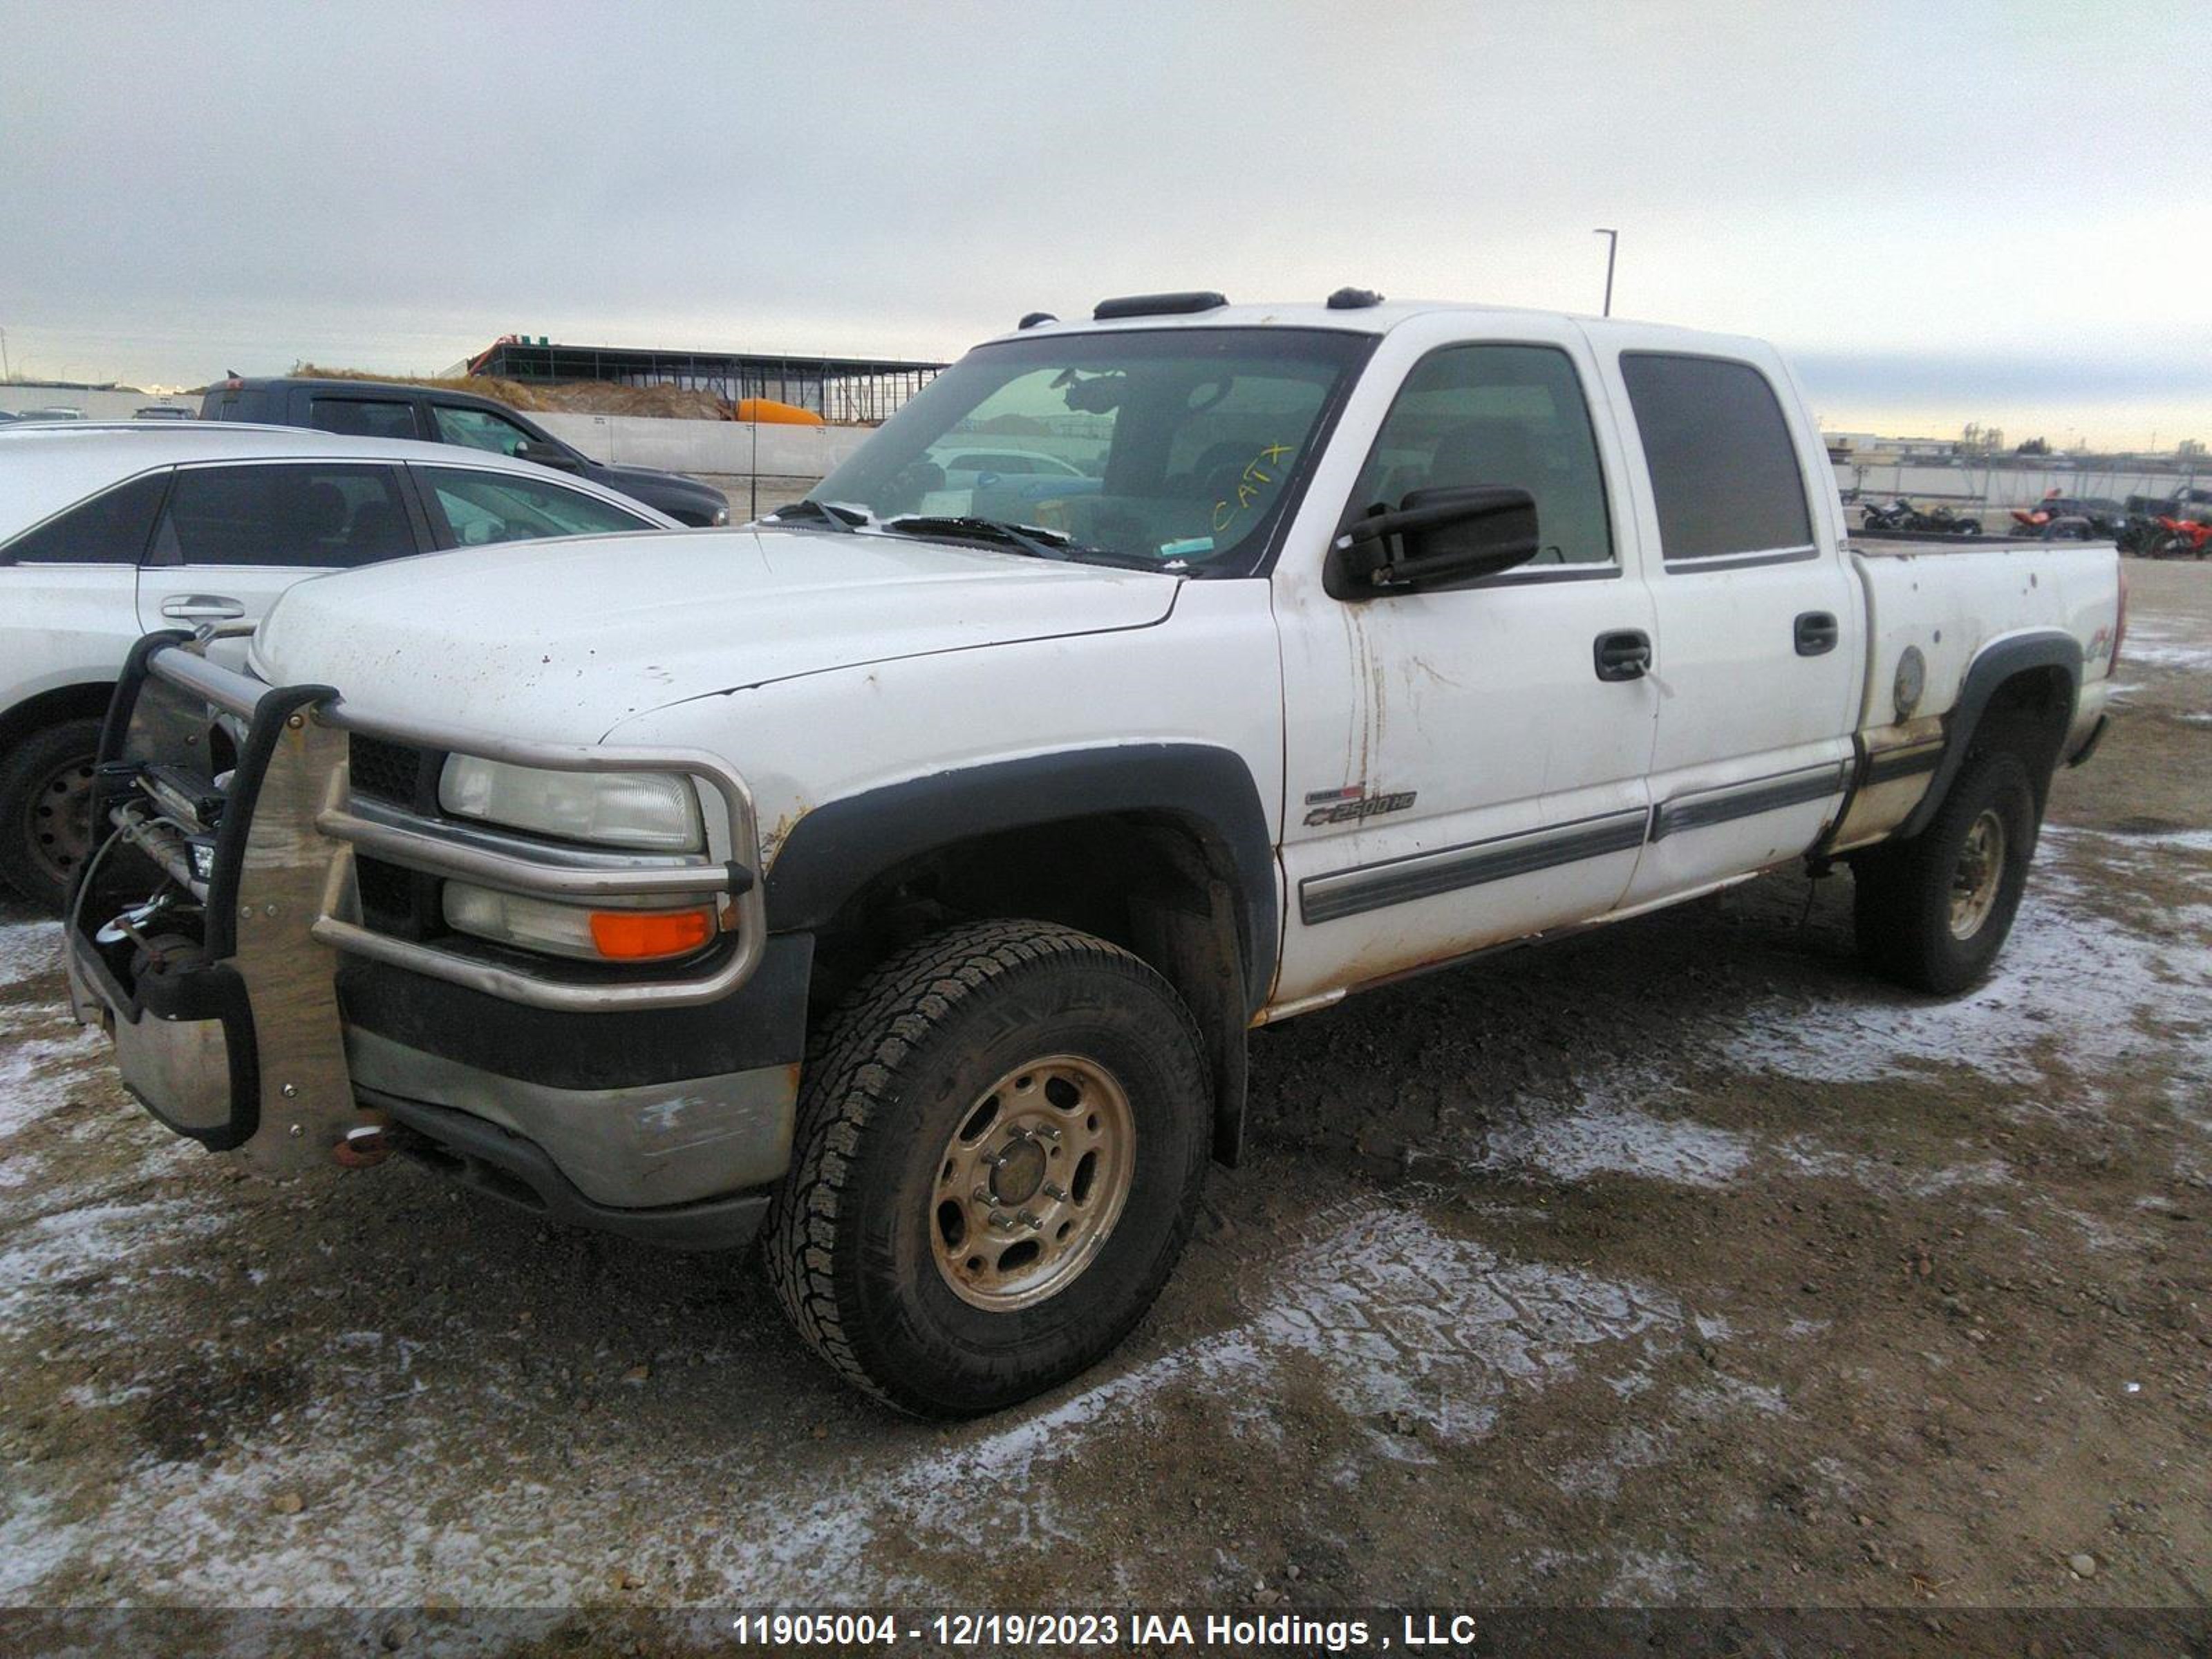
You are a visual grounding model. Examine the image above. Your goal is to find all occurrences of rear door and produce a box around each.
[0,467,169,692]
[301,391,424,442]
[136,460,429,634]
[1588,338,1860,906]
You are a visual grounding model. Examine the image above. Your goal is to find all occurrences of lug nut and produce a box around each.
[987,1212,1015,1232]
[1017,1210,1042,1230]
[1042,1183,1067,1202]
[1033,1125,1061,1143]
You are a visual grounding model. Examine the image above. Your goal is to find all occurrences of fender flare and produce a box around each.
[763,743,1279,1013]
[1898,630,2081,841]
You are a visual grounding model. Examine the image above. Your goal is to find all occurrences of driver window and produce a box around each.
[1353,345,1613,568]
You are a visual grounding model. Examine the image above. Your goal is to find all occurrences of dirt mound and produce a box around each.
[291,364,732,421]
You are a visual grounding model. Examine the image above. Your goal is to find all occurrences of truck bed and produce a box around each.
[1848,532,2090,554]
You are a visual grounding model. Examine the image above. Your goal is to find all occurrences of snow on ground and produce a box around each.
[1453,834,2211,1203]
[1717,846,2212,1094]
[1473,1098,1752,1189]
[2117,623,2212,677]
[0,917,64,986]
[0,1190,1696,1606]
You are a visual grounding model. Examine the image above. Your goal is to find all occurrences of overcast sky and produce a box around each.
[6,0,2209,444]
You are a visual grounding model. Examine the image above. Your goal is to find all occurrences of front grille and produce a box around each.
[348,734,427,805]
[355,854,415,924]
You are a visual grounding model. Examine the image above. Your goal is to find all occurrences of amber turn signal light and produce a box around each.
[588,907,716,960]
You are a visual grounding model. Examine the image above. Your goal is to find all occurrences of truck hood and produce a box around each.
[250,525,1182,740]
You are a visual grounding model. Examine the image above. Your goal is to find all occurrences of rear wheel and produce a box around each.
[1853,749,2037,993]
[765,919,1212,1416]
[0,718,104,912]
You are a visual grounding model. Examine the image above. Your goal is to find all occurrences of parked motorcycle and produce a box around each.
[2012,494,2127,543]
[1918,503,1983,536]
[2145,516,2212,559]
[1861,497,1982,535]
[2116,515,2165,555]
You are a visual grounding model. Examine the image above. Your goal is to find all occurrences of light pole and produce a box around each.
[1593,228,1618,317]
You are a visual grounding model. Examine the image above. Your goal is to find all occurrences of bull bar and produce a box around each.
[66,632,768,1177]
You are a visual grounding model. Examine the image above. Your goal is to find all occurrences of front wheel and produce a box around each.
[765,920,1212,1416]
[1852,749,2038,994]
[0,717,104,912]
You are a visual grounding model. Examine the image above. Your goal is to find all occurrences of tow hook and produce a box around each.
[332,1122,394,1170]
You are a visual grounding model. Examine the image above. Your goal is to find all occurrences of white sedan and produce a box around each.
[0,420,679,908]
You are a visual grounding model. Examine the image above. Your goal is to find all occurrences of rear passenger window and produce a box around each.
[308,397,417,442]
[151,464,419,569]
[1350,344,1613,568]
[1,472,168,564]
[1619,354,1812,563]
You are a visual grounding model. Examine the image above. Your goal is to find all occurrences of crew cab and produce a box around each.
[67,294,2121,1416]
[202,375,731,527]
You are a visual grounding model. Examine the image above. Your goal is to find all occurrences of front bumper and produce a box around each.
[66,632,796,1246]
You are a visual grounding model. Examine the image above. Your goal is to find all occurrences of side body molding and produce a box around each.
[763,744,1280,1015]
[1897,630,2082,842]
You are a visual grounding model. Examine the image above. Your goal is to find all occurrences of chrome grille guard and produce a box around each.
[105,637,769,1015]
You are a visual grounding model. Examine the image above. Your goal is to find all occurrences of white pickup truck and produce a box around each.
[66,293,2122,1416]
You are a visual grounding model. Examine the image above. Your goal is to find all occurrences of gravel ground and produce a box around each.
[0,564,2206,1651]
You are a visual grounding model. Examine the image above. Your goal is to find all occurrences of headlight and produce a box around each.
[438,756,705,852]
[443,883,715,962]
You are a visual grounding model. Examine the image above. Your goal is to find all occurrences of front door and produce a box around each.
[1272,323,1659,1007]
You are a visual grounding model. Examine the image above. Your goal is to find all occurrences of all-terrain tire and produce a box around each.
[764,919,1212,1416]
[1853,749,2038,994]
[0,718,104,912]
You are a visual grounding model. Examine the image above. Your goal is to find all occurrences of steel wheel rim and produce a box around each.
[1948,808,2007,939]
[929,1053,1136,1311]
[28,752,97,887]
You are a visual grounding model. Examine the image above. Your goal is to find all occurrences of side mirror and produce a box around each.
[1330,485,1539,597]
[516,438,583,473]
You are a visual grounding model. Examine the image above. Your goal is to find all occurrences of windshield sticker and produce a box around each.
[1159,536,1215,558]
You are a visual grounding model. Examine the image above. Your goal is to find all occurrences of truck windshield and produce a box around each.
[805,327,1374,576]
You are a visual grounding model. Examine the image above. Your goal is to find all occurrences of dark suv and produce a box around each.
[201,377,729,526]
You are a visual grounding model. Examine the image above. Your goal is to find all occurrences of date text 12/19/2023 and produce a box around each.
[726,1611,1501,1651]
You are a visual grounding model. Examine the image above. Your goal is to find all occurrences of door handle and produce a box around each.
[1593,628,1652,682]
[159,594,246,621]
[1794,610,1839,656]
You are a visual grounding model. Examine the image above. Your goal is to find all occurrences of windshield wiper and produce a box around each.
[881,514,1172,572]
[883,514,1074,560]
[765,497,862,532]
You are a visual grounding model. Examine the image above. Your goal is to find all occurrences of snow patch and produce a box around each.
[1474,1098,1752,1188]
[0,1200,230,1318]
[0,1195,1702,1606]
[0,919,64,989]
[1718,855,2212,1094]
